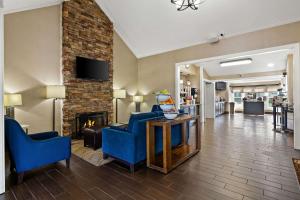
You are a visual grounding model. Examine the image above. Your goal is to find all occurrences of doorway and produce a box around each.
[204,81,215,120]
[175,43,300,150]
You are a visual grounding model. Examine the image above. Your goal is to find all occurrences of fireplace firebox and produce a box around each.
[74,111,108,139]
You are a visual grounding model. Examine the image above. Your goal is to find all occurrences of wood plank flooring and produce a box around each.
[2,114,300,200]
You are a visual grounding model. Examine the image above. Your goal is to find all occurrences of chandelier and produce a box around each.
[171,0,206,11]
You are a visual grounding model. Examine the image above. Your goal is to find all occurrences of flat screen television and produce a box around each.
[215,82,227,90]
[76,56,109,81]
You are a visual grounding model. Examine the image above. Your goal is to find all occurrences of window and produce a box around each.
[231,91,279,110]
[234,92,242,104]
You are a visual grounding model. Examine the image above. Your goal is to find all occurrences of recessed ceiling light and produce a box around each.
[220,58,252,67]
[267,63,275,67]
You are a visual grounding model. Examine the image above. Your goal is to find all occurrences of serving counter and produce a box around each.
[243,101,264,115]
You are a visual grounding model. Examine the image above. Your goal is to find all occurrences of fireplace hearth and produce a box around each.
[74,111,108,139]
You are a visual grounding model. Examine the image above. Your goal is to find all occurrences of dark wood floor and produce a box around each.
[1,114,300,200]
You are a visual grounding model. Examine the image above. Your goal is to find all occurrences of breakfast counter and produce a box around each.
[244,101,264,115]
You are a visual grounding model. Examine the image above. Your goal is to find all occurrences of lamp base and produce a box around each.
[135,102,141,112]
[6,107,15,119]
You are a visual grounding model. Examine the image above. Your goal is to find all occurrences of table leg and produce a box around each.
[273,106,276,130]
[163,124,171,173]
[195,117,201,150]
[181,122,187,146]
[147,122,155,167]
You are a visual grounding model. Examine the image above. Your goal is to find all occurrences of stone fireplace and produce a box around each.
[62,0,114,136]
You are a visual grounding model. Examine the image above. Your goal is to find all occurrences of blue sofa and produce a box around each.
[102,107,188,172]
[5,117,71,183]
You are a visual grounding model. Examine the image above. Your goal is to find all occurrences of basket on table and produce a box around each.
[156,93,178,120]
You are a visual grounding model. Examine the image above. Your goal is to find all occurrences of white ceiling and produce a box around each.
[201,49,290,77]
[97,0,300,58]
[3,0,300,58]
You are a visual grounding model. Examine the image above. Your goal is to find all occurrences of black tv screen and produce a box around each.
[215,82,227,90]
[76,56,109,81]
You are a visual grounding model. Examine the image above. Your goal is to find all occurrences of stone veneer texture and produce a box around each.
[62,0,113,136]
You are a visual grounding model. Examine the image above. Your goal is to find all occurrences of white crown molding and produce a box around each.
[95,0,140,58]
[3,0,63,15]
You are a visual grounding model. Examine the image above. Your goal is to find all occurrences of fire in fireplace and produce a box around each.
[74,112,108,138]
[83,120,96,128]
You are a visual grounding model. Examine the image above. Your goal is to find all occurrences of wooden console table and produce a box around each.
[146,115,201,174]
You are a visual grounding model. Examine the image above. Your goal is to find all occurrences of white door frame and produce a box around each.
[292,44,300,150]
[203,80,216,120]
[175,43,300,150]
[0,9,5,194]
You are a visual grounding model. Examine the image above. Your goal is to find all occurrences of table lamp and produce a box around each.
[133,96,143,112]
[113,89,126,123]
[46,85,66,131]
[4,94,22,119]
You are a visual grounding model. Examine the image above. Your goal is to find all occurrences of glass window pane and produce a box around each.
[234,98,242,104]
[234,92,241,97]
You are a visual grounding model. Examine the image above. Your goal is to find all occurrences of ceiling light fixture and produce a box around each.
[220,58,253,67]
[267,63,275,67]
[171,0,206,11]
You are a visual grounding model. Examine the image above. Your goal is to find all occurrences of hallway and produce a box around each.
[2,114,300,200]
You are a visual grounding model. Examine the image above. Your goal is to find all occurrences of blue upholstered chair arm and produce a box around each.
[102,128,136,164]
[31,135,71,146]
[15,136,71,173]
[29,131,59,140]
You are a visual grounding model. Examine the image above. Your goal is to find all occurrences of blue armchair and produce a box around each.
[102,110,185,172]
[5,117,71,183]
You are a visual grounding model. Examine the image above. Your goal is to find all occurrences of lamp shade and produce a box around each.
[113,89,126,99]
[46,85,66,99]
[4,94,22,106]
[133,96,143,103]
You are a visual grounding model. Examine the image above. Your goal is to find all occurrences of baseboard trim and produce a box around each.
[0,186,4,194]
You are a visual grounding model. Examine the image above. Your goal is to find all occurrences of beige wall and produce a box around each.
[113,31,138,123]
[4,5,62,134]
[203,69,211,80]
[138,21,300,111]
[216,87,229,102]
[4,7,139,133]
[4,6,300,130]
